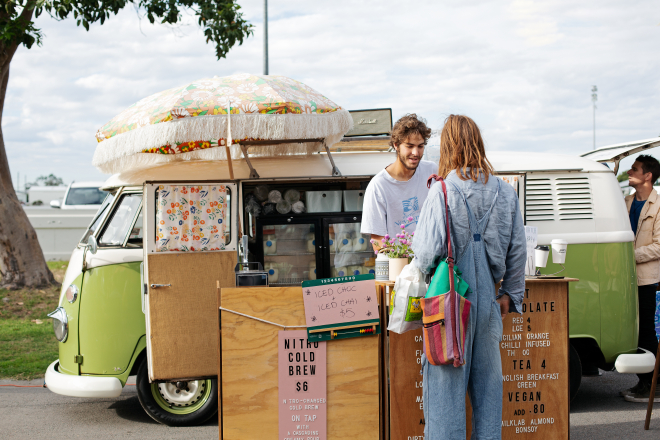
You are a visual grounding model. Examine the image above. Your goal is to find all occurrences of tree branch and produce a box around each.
[0,3,36,70]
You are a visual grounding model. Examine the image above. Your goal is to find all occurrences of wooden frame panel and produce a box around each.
[146,251,236,381]
[220,286,380,440]
[143,181,238,381]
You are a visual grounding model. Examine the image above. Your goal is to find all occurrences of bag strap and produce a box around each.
[428,174,463,367]
[427,174,454,281]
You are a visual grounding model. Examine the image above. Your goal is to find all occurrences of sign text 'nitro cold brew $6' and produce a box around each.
[279,330,327,440]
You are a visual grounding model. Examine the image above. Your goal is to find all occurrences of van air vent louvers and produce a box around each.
[525,176,593,222]
[525,178,555,221]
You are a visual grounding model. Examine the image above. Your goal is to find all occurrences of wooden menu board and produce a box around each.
[219,286,380,440]
[388,328,425,439]
[500,278,573,439]
[385,278,573,440]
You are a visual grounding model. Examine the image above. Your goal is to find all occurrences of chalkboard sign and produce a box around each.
[302,274,380,342]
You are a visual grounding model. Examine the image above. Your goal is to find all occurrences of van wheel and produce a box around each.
[569,343,582,402]
[135,357,218,426]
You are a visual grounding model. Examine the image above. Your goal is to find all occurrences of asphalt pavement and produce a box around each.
[570,371,660,439]
[1,371,659,439]
[0,376,216,439]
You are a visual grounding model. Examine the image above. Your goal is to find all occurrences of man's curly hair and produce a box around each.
[389,114,432,148]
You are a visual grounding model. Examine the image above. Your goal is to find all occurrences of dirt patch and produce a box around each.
[0,261,68,321]
[0,261,69,379]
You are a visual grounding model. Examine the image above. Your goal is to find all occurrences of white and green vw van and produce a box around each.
[45,138,657,425]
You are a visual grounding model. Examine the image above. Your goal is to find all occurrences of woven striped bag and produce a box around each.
[421,176,472,367]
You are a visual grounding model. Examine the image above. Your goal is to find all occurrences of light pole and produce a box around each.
[591,85,597,150]
[263,0,269,75]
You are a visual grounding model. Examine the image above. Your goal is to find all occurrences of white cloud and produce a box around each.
[510,0,563,46]
[2,0,660,186]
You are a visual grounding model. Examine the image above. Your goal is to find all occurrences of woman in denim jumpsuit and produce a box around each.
[412,115,526,440]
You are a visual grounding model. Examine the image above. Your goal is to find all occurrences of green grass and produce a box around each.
[0,319,59,380]
[0,260,68,379]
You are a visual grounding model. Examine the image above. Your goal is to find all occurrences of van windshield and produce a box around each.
[99,194,142,246]
[80,193,115,244]
[66,187,106,205]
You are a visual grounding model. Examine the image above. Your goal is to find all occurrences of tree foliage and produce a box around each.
[25,173,64,188]
[0,0,252,289]
[1,0,253,59]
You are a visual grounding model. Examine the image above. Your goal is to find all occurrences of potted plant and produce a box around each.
[372,218,415,281]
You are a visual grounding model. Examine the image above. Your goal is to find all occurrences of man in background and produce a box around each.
[622,155,660,402]
[361,114,436,251]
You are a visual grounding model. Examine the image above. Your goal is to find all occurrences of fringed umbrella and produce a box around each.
[92,73,353,175]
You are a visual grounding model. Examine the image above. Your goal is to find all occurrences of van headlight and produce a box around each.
[47,307,68,342]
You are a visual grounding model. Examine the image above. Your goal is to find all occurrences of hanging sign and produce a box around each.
[279,330,327,440]
[302,274,380,342]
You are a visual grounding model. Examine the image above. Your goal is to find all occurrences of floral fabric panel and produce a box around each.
[142,137,263,155]
[96,74,341,144]
[156,185,227,252]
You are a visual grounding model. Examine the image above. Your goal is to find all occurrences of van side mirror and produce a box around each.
[50,199,61,209]
[87,236,98,254]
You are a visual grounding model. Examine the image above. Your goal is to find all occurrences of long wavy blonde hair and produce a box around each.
[438,114,494,183]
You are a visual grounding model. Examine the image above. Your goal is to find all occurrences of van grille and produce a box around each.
[525,176,593,222]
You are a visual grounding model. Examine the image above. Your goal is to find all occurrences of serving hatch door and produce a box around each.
[143,182,237,382]
[580,137,660,173]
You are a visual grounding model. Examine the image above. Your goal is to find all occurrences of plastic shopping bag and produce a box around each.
[387,262,427,334]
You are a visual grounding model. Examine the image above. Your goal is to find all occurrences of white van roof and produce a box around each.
[489,151,610,174]
[102,150,611,188]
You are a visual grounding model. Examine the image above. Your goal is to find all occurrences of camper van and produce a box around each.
[44,138,658,425]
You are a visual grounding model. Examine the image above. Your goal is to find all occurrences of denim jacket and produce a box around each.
[412,170,526,314]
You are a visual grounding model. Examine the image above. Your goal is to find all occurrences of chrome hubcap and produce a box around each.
[156,380,204,407]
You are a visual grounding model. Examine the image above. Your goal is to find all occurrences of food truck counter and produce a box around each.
[216,277,575,440]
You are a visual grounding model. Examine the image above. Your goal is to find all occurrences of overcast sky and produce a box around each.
[3,0,660,187]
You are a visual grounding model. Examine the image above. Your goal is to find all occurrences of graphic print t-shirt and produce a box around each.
[361,160,437,238]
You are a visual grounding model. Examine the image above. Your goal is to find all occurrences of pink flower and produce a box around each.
[411,232,415,236]
[384,234,390,239]
[400,239,407,245]
[407,216,414,222]
[381,238,387,243]
[400,224,405,229]
[370,239,376,244]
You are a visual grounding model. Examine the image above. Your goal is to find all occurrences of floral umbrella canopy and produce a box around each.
[92,73,353,174]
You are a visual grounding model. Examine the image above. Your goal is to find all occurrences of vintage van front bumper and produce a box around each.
[615,348,656,374]
[45,360,123,398]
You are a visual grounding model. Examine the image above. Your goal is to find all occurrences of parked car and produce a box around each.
[50,181,106,209]
[45,140,658,425]
[28,185,67,206]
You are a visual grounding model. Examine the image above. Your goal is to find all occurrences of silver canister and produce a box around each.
[375,252,389,281]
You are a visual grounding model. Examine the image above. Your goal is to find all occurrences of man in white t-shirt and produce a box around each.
[361,114,437,251]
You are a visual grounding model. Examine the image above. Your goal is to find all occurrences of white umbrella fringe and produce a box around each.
[92,110,353,174]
